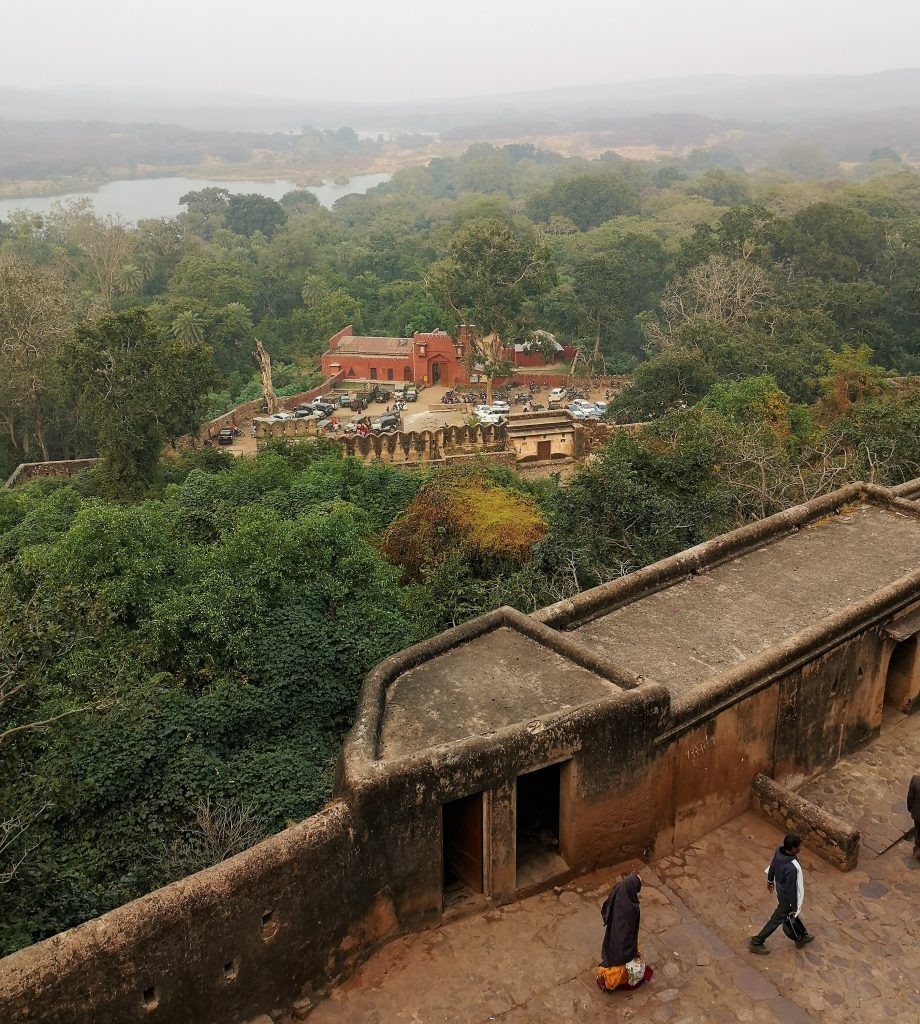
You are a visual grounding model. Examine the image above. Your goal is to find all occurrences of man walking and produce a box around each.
[909,775,920,861]
[749,834,814,954]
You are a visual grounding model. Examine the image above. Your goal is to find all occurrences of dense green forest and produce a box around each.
[2,142,920,954]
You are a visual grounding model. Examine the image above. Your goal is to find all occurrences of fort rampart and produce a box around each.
[3,459,100,489]
[3,482,920,1023]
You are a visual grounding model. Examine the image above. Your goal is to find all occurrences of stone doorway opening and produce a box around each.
[537,440,551,460]
[442,791,487,912]
[885,636,918,713]
[516,762,568,889]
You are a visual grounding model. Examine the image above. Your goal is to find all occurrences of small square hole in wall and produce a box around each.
[142,986,158,1010]
[261,908,279,940]
[223,959,240,982]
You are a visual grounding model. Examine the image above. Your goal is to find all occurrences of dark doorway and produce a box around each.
[537,440,551,460]
[516,763,568,889]
[432,362,443,385]
[886,637,917,711]
[403,366,413,381]
[443,792,485,910]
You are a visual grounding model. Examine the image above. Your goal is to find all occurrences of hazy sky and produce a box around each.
[6,0,920,102]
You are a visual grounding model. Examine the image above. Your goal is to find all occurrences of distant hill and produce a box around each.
[2,69,920,133]
[433,69,920,122]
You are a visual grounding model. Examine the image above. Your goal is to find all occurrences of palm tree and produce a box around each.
[117,263,144,296]
[172,310,205,345]
[301,274,328,307]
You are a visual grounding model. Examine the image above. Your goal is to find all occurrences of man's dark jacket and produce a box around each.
[909,775,920,822]
[766,846,800,907]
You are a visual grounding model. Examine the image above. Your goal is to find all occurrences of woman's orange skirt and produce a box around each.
[596,964,628,991]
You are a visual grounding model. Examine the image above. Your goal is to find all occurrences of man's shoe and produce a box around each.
[795,933,815,948]
[748,938,770,955]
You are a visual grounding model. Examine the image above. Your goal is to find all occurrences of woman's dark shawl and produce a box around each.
[600,873,641,967]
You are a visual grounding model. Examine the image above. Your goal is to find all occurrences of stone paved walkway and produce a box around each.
[303,811,920,1024]
[797,710,920,857]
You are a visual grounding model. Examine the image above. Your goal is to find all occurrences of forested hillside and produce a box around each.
[2,142,920,954]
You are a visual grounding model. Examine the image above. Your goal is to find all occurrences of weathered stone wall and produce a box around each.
[255,419,508,467]
[751,773,860,871]
[4,483,920,1024]
[0,804,393,1024]
[193,371,347,443]
[4,458,99,489]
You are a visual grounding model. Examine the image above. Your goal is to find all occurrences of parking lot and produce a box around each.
[211,380,621,457]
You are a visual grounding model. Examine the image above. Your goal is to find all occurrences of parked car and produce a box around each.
[217,426,235,445]
[338,393,353,407]
[478,412,505,425]
[371,411,401,432]
[311,399,337,417]
[570,398,594,412]
[345,416,372,434]
[270,411,294,421]
[565,404,589,420]
[548,387,568,402]
[490,399,510,414]
[405,386,419,402]
[473,405,493,419]
[593,401,608,415]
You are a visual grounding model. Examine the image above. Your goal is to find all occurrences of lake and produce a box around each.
[0,173,391,223]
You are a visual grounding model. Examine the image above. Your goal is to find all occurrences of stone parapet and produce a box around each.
[751,773,860,871]
[4,458,99,489]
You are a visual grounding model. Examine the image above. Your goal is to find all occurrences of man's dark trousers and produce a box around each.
[750,899,805,945]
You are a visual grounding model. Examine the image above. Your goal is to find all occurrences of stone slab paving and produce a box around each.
[656,812,920,1024]
[797,710,920,857]
[300,810,920,1024]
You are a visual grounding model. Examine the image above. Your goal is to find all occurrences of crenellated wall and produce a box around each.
[254,419,509,466]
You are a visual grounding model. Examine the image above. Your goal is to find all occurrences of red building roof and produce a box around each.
[333,336,413,357]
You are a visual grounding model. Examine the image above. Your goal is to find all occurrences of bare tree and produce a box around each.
[0,255,82,461]
[253,338,279,415]
[49,200,134,307]
[651,255,774,343]
[157,796,266,878]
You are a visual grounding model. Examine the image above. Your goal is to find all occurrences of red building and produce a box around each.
[321,327,471,387]
[320,326,576,386]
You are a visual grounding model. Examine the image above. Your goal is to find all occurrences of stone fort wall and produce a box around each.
[256,419,511,467]
[3,482,920,1024]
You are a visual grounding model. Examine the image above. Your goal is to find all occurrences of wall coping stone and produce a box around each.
[751,773,860,871]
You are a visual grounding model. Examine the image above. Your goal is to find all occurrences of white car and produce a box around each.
[565,404,589,420]
[479,412,505,425]
[270,411,294,421]
[570,399,594,412]
[593,401,608,414]
[490,400,511,414]
[474,405,493,419]
[548,387,567,402]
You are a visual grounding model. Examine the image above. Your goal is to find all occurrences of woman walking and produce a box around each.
[596,873,654,992]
